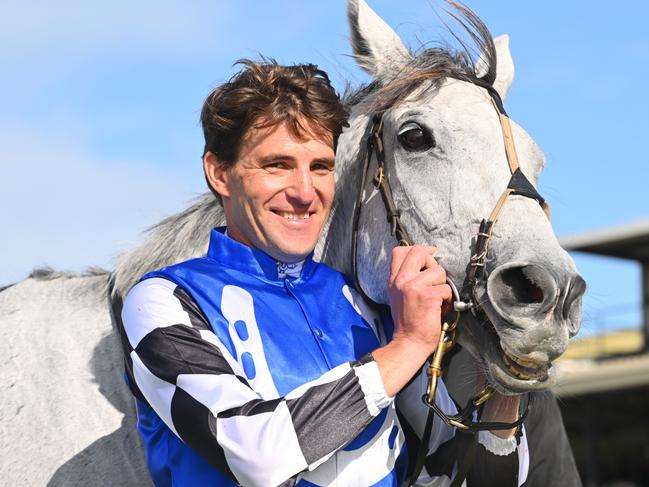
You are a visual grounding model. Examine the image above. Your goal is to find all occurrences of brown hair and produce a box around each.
[200,58,349,166]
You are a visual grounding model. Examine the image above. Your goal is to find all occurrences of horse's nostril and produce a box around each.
[499,266,545,304]
[563,275,587,325]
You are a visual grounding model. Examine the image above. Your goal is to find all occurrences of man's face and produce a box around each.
[205,120,335,263]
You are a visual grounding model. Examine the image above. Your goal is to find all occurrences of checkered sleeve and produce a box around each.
[121,277,392,487]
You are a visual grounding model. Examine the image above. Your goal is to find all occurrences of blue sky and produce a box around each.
[2,1,648,337]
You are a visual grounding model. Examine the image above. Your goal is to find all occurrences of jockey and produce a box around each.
[118,59,528,486]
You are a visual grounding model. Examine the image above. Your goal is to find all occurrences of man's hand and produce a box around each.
[387,245,452,353]
[373,245,453,397]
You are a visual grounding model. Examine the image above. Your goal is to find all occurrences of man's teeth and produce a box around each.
[278,211,310,220]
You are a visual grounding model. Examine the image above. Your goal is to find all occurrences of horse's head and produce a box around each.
[334,0,586,393]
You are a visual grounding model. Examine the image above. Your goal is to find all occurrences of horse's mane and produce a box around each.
[109,2,496,303]
[110,193,224,302]
[28,266,109,281]
[345,2,496,111]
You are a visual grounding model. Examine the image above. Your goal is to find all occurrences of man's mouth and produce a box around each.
[273,210,312,220]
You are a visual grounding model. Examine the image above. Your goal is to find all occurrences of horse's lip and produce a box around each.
[470,315,552,385]
[501,349,550,381]
[488,358,556,394]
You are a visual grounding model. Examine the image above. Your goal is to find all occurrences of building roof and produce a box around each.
[562,328,644,359]
[554,220,649,396]
[559,219,649,261]
[554,354,649,396]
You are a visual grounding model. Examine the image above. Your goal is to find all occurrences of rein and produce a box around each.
[350,79,548,484]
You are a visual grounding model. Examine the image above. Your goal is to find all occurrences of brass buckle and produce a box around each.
[425,311,459,404]
[472,386,495,406]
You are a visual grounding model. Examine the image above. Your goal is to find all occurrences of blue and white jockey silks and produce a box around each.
[119,227,529,487]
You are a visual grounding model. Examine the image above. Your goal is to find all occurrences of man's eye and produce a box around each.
[312,163,332,172]
[398,123,435,152]
[265,162,287,169]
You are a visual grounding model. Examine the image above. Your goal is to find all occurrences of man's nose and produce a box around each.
[286,168,315,204]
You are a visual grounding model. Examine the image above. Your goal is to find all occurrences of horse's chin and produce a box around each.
[457,313,557,395]
[487,358,557,394]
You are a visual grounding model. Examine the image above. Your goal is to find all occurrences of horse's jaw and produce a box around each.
[457,270,585,395]
[456,314,559,395]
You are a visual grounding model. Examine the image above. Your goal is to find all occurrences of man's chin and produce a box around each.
[264,238,317,264]
[261,226,321,263]
[268,247,313,264]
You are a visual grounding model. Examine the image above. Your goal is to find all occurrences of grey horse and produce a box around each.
[0,1,583,485]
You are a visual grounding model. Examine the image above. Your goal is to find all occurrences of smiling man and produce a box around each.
[118,59,527,486]
[203,118,335,264]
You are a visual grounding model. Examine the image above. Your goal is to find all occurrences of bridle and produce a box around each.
[350,78,550,484]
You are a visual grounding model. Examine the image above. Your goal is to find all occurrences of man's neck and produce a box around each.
[224,227,305,279]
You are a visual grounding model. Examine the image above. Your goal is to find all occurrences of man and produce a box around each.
[119,59,526,486]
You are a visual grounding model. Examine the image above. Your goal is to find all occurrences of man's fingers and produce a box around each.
[387,245,451,352]
[404,263,447,289]
[390,245,437,284]
[393,263,451,315]
[440,282,453,309]
[404,246,436,274]
[433,283,453,317]
[389,246,410,285]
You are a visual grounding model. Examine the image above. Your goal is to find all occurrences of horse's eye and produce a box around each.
[398,123,435,152]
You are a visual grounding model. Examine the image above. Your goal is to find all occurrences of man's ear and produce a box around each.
[203,152,231,198]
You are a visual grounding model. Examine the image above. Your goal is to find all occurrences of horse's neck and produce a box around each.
[111,193,224,300]
[319,114,368,275]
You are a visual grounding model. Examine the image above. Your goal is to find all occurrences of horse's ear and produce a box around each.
[347,0,412,80]
[477,35,514,101]
[493,35,515,100]
[490,35,515,101]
